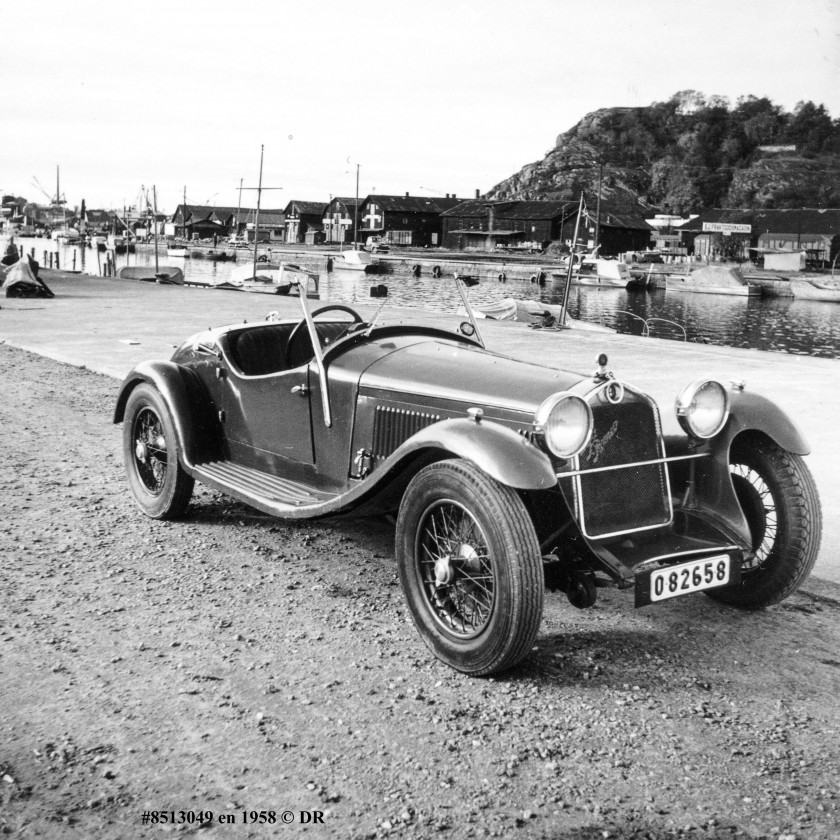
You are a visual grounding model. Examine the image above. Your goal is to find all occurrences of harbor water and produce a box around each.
[6,236,840,360]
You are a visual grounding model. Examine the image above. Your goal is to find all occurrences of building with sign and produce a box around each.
[680,209,840,265]
[357,193,462,247]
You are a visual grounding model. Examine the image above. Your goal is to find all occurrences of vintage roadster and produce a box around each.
[114,278,822,675]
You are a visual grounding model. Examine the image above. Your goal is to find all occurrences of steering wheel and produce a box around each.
[286,304,364,368]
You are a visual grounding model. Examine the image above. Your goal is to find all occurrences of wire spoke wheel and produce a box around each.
[396,459,544,676]
[730,462,778,571]
[706,436,822,609]
[132,407,169,495]
[122,383,194,520]
[417,500,495,638]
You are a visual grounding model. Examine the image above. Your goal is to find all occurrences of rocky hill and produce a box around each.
[486,92,840,214]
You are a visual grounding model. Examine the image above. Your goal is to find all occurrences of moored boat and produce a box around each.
[665,264,759,296]
[789,276,840,302]
[333,248,380,273]
[225,261,320,297]
[466,297,616,333]
[116,265,185,285]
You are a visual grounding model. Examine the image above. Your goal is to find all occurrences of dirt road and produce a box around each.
[1,343,839,839]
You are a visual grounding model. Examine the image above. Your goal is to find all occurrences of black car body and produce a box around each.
[115,279,822,675]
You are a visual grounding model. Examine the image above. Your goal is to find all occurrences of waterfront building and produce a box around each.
[441,198,654,255]
[680,208,840,266]
[358,194,461,247]
[322,197,360,245]
[170,204,238,240]
[283,201,326,244]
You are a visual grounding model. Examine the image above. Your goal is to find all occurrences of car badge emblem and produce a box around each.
[588,420,619,465]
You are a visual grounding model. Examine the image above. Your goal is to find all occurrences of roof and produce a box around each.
[681,208,840,236]
[284,200,327,216]
[583,207,653,231]
[363,195,463,214]
[441,198,652,230]
[255,211,286,227]
[173,204,258,223]
[323,197,360,214]
[441,199,571,220]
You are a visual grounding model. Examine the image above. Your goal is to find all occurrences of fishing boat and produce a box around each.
[574,258,631,287]
[665,264,759,296]
[789,276,840,302]
[167,243,190,258]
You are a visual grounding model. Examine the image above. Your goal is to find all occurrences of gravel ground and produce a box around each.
[1,343,839,840]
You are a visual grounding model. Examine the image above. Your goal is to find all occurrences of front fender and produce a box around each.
[672,389,810,551]
[113,360,220,467]
[720,389,810,455]
[388,417,556,490]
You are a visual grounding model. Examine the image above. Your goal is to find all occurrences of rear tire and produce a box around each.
[396,459,544,675]
[707,435,821,609]
[123,383,194,519]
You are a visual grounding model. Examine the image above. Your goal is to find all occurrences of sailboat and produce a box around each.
[167,188,190,257]
[48,166,80,242]
[335,164,380,273]
[225,146,320,297]
[117,186,183,284]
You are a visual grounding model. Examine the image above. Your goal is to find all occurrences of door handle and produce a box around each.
[291,384,309,397]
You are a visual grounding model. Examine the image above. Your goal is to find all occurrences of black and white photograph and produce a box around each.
[1,1,839,837]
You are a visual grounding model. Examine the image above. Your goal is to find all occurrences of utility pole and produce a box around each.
[354,164,360,249]
[236,178,243,237]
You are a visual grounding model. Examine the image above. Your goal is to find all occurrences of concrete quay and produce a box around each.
[2,269,838,589]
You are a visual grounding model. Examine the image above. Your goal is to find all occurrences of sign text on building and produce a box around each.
[702,222,752,234]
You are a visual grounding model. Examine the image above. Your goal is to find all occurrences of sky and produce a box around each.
[1,0,838,215]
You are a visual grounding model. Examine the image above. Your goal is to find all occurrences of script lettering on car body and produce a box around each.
[587,420,619,465]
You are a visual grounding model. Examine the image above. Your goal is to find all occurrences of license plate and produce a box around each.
[636,554,735,606]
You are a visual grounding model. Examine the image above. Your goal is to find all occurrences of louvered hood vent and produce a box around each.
[372,405,441,459]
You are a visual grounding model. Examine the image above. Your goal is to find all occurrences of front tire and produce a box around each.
[123,383,194,519]
[707,435,822,609]
[396,459,544,676]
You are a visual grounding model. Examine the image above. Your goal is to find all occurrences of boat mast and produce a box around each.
[236,177,243,239]
[561,194,585,326]
[152,185,159,274]
[252,144,264,282]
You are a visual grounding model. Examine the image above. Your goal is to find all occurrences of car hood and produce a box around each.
[358,339,586,415]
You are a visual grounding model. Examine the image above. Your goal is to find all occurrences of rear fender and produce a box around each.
[386,418,556,491]
[113,360,221,467]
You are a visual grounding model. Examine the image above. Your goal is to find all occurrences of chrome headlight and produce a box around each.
[535,393,593,459]
[675,379,730,439]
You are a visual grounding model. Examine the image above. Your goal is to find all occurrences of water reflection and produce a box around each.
[4,236,839,359]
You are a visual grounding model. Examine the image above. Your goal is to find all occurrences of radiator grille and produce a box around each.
[576,389,671,538]
[372,405,441,459]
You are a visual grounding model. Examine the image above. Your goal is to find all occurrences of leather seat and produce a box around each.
[226,326,291,376]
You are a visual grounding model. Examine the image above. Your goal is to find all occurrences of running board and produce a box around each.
[192,460,337,514]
